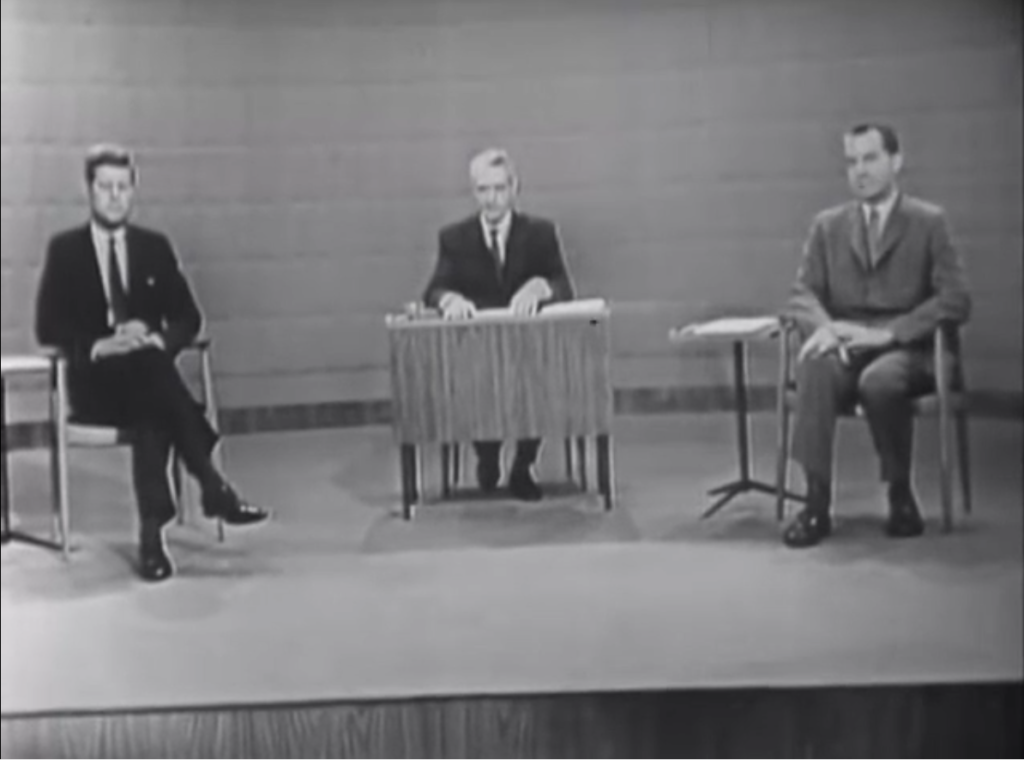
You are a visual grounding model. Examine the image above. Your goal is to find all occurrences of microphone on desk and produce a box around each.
[402,301,440,320]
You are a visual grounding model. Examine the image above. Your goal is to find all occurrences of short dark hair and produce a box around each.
[846,123,901,155]
[84,143,136,185]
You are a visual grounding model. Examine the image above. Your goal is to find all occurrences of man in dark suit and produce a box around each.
[422,148,575,501]
[782,123,971,548]
[35,144,268,582]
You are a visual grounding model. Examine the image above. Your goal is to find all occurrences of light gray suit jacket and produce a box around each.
[786,193,971,345]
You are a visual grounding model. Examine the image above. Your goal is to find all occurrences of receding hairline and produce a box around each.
[844,123,901,155]
[469,148,517,183]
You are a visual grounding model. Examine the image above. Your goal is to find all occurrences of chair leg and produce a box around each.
[938,405,954,534]
[452,443,461,487]
[955,410,972,516]
[51,361,71,558]
[775,405,791,522]
[563,438,573,484]
[171,450,185,525]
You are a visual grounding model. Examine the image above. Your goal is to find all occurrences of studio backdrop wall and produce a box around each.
[2,0,1020,419]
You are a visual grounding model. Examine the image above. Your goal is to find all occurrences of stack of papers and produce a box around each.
[473,298,608,319]
[540,298,608,316]
[669,315,779,341]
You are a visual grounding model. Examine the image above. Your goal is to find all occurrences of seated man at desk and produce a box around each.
[783,123,971,548]
[35,144,269,582]
[422,148,575,500]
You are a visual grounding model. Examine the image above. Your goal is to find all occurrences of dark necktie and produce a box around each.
[487,224,502,270]
[107,234,129,325]
[867,206,883,268]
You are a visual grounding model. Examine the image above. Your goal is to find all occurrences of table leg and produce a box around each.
[441,443,452,499]
[700,339,804,519]
[1,380,10,545]
[597,434,614,511]
[733,340,751,482]
[576,436,588,491]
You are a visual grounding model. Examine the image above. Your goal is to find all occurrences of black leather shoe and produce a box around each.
[139,540,174,583]
[886,483,924,538]
[509,468,542,502]
[202,484,269,526]
[476,458,500,493]
[784,477,833,548]
[783,507,832,548]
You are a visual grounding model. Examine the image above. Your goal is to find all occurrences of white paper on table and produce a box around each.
[669,315,779,341]
[539,298,608,316]
[473,307,516,319]
[472,298,607,319]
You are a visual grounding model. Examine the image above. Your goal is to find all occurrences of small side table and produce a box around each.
[1,353,70,557]
[670,317,805,520]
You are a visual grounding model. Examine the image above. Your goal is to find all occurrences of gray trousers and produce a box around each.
[791,347,936,484]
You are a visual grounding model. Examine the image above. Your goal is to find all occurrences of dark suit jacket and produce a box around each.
[35,223,202,419]
[422,212,575,309]
[786,194,971,345]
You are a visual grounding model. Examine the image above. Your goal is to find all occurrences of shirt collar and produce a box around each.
[480,211,512,242]
[90,221,126,247]
[862,190,900,231]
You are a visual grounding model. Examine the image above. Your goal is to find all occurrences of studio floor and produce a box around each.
[1,413,1021,716]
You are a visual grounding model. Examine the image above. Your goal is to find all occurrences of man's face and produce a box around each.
[89,164,135,228]
[844,129,901,203]
[472,163,515,223]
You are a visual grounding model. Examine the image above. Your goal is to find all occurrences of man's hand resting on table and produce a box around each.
[509,277,552,317]
[438,292,477,320]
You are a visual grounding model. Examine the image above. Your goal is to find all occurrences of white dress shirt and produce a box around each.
[861,190,900,237]
[480,211,512,265]
[90,222,129,327]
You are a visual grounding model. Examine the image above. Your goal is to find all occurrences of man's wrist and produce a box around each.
[438,292,460,310]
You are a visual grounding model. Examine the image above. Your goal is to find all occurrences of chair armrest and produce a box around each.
[188,336,212,350]
[35,345,67,370]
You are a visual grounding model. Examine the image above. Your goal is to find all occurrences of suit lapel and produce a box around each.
[125,225,143,303]
[75,225,110,318]
[874,193,909,267]
[503,213,525,282]
[846,203,872,271]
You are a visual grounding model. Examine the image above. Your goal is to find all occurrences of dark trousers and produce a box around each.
[473,439,541,472]
[71,348,219,527]
[791,347,935,485]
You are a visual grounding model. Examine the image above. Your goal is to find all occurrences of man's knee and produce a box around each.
[796,353,846,394]
[857,361,914,405]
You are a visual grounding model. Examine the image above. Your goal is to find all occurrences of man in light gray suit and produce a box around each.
[782,123,971,548]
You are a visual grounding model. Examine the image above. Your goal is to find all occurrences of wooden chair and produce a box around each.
[774,321,971,532]
[48,338,225,551]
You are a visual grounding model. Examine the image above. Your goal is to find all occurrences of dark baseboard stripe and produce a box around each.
[4,385,1021,452]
